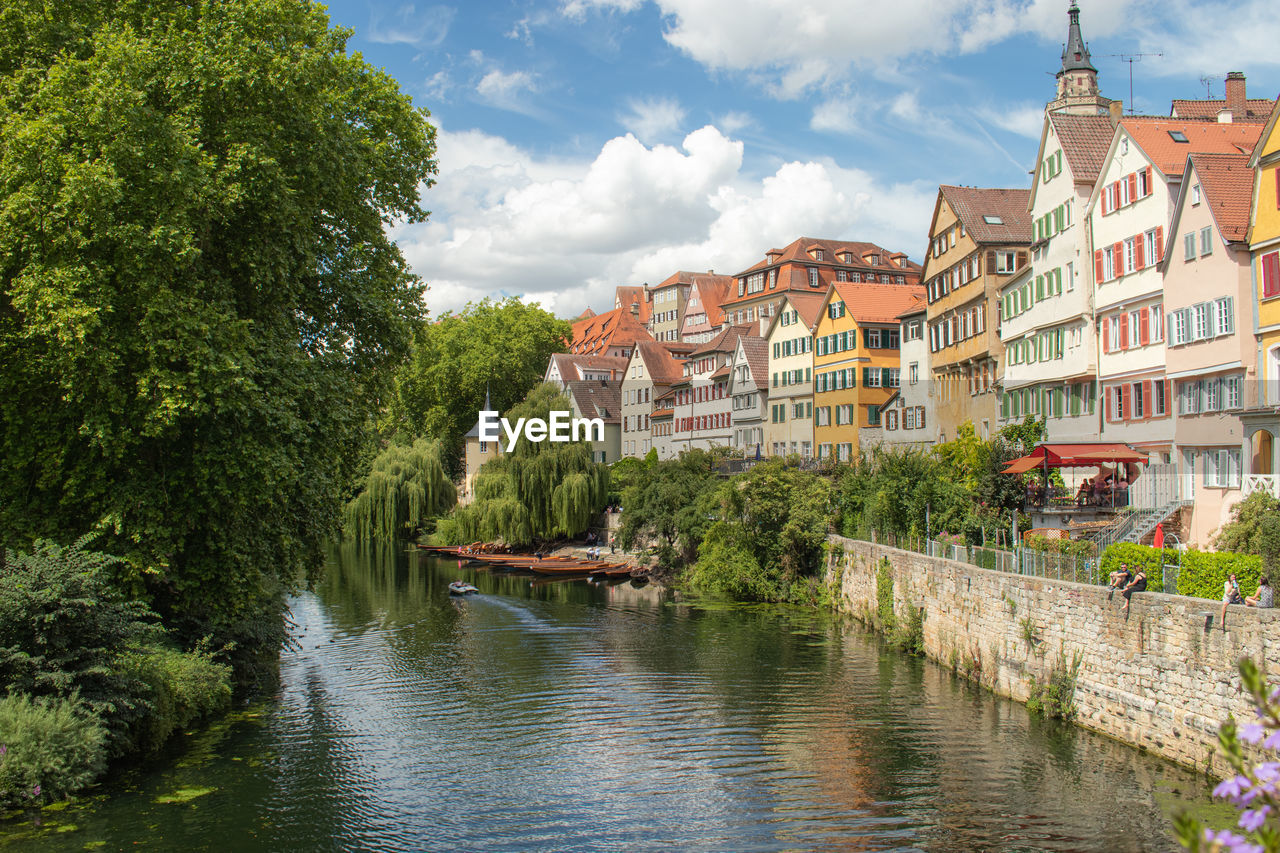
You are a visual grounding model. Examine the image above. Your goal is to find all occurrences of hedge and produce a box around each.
[1099,542,1264,601]
[0,693,106,809]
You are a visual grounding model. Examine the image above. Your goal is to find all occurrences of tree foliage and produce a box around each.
[1214,492,1280,572]
[388,299,572,475]
[615,449,721,568]
[343,438,456,540]
[0,0,437,662]
[435,384,608,546]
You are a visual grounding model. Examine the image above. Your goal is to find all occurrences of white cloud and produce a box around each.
[424,70,452,101]
[810,98,859,133]
[399,124,933,316]
[561,0,645,19]
[716,111,754,134]
[981,102,1046,139]
[366,3,456,47]
[618,97,687,141]
[477,69,539,101]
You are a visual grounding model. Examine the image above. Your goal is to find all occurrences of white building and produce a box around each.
[880,300,934,448]
[729,335,769,456]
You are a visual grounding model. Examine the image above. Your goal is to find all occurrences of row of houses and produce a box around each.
[523,3,1280,547]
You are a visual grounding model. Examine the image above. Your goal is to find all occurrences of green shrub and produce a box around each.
[0,538,159,755]
[117,646,233,755]
[1176,550,1263,601]
[1098,542,1172,591]
[894,605,926,656]
[683,522,780,602]
[1026,652,1082,720]
[0,693,106,809]
[876,558,896,631]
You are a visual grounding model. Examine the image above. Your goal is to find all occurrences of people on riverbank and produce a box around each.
[1220,574,1244,628]
[1246,576,1273,609]
[1120,566,1147,614]
[1107,564,1132,599]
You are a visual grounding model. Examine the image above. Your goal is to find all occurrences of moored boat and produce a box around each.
[448,581,480,595]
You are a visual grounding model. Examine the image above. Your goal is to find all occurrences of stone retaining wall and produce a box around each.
[827,536,1279,776]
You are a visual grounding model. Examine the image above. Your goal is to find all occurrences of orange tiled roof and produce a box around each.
[636,340,694,386]
[782,291,828,330]
[569,306,653,355]
[1188,152,1254,243]
[684,275,734,327]
[1170,98,1274,123]
[895,293,928,321]
[1049,113,1115,184]
[831,282,927,324]
[737,336,770,389]
[692,323,753,356]
[1122,118,1264,178]
[614,286,651,324]
[723,236,921,307]
[938,186,1033,244]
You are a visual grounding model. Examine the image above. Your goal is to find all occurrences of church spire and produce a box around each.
[1048,1,1110,116]
[1060,1,1096,75]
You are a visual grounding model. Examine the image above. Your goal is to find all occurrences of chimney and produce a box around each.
[630,302,639,316]
[1225,72,1246,120]
[1108,99,1123,125]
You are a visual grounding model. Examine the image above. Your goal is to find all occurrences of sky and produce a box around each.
[319,0,1280,318]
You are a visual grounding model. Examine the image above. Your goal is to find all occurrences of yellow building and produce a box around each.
[813,282,924,461]
[1244,103,1280,482]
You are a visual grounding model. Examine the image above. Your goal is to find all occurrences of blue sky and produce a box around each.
[319,0,1280,317]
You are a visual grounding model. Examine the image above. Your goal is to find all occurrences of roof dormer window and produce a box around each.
[814,249,824,261]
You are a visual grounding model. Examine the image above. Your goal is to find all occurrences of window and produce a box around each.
[909,363,919,385]
[1102,247,1114,281]
[1213,297,1234,337]
[1184,232,1196,261]
[809,267,819,287]
[1124,237,1136,273]
[1265,251,1280,299]
[1149,304,1163,342]
[983,215,1004,225]
[1143,229,1159,266]
[1191,184,1201,206]
[1168,130,1189,143]
[995,251,1017,273]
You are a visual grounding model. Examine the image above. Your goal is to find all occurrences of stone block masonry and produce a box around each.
[827,536,1279,777]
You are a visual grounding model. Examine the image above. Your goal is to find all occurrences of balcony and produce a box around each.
[1243,474,1280,499]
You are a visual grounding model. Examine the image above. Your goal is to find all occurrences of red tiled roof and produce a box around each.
[692,323,753,356]
[576,307,597,319]
[938,186,1033,244]
[570,306,653,355]
[1188,152,1254,243]
[831,282,927,324]
[565,380,622,425]
[737,336,769,390]
[685,275,733,327]
[894,293,928,321]
[636,340,693,386]
[1122,118,1264,178]
[1049,113,1115,184]
[723,236,921,307]
[782,291,828,330]
[614,286,651,324]
[1170,98,1274,123]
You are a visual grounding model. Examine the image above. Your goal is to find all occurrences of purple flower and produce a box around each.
[1216,775,1251,800]
[1238,806,1270,833]
[1253,762,1280,784]
[1240,723,1266,744]
[31,783,40,798]
[1262,730,1280,750]
[1202,828,1263,853]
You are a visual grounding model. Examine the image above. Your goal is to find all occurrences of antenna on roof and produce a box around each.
[1199,75,1221,99]
[1105,53,1163,115]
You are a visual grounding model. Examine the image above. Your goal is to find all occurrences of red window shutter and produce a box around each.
[1119,312,1130,349]
[1095,249,1104,283]
[1145,166,1154,196]
[1102,316,1110,353]
[1142,379,1153,419]
[1156,226,1164,262]
[1121,383,1132,420]
[1139,311,1150,346]
[1128,173,1137,203]
[1113,242,1124,276]
[1264,252,1280,298]
[1134,233,1145,270]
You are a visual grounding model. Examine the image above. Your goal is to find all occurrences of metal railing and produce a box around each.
[864,532,1099,585]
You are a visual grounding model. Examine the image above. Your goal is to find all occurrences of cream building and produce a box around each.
[762,292,824,457]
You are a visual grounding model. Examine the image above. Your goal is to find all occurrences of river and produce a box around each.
[3,543,1222,851]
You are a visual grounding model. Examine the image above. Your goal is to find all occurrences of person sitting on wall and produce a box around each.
[1105,558,1136,591]
[1120,566,1147,613]
[1220,573,1244,629]
[1247,576,1274,609]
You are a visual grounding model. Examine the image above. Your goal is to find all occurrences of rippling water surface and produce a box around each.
[4,543,1218,851]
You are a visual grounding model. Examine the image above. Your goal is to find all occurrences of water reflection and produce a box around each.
[3,543,1214,852]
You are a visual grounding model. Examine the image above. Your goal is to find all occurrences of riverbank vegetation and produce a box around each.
[0,0,436,804]
[435,384,609,546]
[343,440,457,541]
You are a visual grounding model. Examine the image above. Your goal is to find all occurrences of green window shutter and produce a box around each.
[863,367,871,386]
[881,367,890,387]
[773,342,779,358]
[806,367,811,382]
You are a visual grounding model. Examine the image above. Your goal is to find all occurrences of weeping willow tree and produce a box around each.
[436,384,609,546]
[343,439,457,540]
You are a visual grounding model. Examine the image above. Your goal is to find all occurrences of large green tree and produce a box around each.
[436,383,608,546]
[0,0,436,671]
[388,298,571,476]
